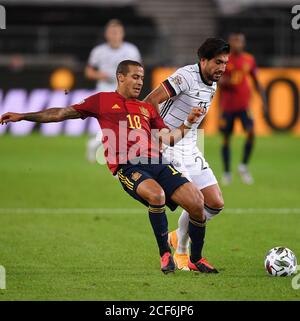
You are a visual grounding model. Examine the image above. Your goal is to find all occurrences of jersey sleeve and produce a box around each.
[72,93,100,119]
[162,68,192,98]
[87,47,100,68]
[130,45,142,63]
[150,107,170,130]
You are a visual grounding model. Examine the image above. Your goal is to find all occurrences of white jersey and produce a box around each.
[88,42,142,92]
[160,63,217,161]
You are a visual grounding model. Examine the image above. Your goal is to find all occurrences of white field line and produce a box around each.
[0,208,300,214]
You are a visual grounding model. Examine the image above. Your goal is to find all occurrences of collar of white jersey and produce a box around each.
[197,63,213,87]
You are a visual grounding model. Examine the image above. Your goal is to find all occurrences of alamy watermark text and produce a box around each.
[0,5,6,30]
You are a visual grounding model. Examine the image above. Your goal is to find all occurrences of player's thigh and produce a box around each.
[239,110,254,132]
[162,147,192,180]
[201,183,224,209]
[219,111,234,136]
[156,163,200,212]
[190,166,218,190]
[189,167,224,209]
[155,163,190,199]
[170,182,204,218]
[117,166,165,206]
[136,178,165,205]
[185,155,217,188]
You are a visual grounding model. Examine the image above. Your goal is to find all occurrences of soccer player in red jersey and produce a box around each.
[219,32,266,185]
[0,60,218,274]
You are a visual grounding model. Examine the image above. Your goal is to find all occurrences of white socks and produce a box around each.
[176,206,223,254]
[176,210,189,254]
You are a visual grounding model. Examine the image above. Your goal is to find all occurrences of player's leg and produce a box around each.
[117,166,175,273]
[238,110,255,184]
[167,209,190,270]
[166,162,190,269]
[191,166,224,221]
[86,130,103,163]
[201,183,224,221]
[170,182,224,257]
[157,164,218,272]
[169,157,223,269]
[173,210,189,254]
[219,111,234,185]
[169,169,224,269]
[170,183,218,273]
[136,179,171,257]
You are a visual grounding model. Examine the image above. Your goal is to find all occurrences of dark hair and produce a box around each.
[116,60,143,77]
[197,38,230,60]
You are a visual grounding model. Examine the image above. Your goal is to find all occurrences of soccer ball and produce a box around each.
[264,247,297,276]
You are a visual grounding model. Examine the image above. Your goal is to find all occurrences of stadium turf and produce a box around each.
[0,133,299,300]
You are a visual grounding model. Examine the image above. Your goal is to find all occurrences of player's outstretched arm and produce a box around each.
[144,85,169,112]
[0,107,82,125]
[158,107,203,146]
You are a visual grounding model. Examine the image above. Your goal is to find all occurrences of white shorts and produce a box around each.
[163,148,218,190]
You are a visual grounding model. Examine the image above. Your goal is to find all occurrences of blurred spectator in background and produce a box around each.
[85,19,142,162]
[219,32,266,185]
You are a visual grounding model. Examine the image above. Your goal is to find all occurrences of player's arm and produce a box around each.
[157,107,203,146]
[85,47,110,81]
[250,69,268,113]
[251,73,265,96]
[84,65,110,81]
[249,56,268,110]
[1,93,100,125]
[144,84,169,112]
[144,69,189,112]
[0,107,82,125]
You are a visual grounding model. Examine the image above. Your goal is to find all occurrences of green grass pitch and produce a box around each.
[0,133,300,300]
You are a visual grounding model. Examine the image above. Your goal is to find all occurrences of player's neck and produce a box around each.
[109,42,122,49]
[199,64,213,86]
[116,89,134,100]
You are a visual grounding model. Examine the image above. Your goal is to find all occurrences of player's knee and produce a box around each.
[187,190,205,221]
[189,209,205,222]
[208,197,224,210]
[146,188,166,205]
[204,200,224,221]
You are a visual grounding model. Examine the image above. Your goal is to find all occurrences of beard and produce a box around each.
[211,72,223,82]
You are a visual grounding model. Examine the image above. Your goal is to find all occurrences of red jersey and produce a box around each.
[220,52,257,112]
[73,92,168,174]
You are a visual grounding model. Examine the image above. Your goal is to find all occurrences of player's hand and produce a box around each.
[187,107,205,123]
[0,112,24,125]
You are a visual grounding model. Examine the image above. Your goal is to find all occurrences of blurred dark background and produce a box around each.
[0,0,300,132]
[1,0,300,92]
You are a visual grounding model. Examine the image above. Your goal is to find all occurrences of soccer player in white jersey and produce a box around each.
[85,19,142,162]
[145,38,230,270]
